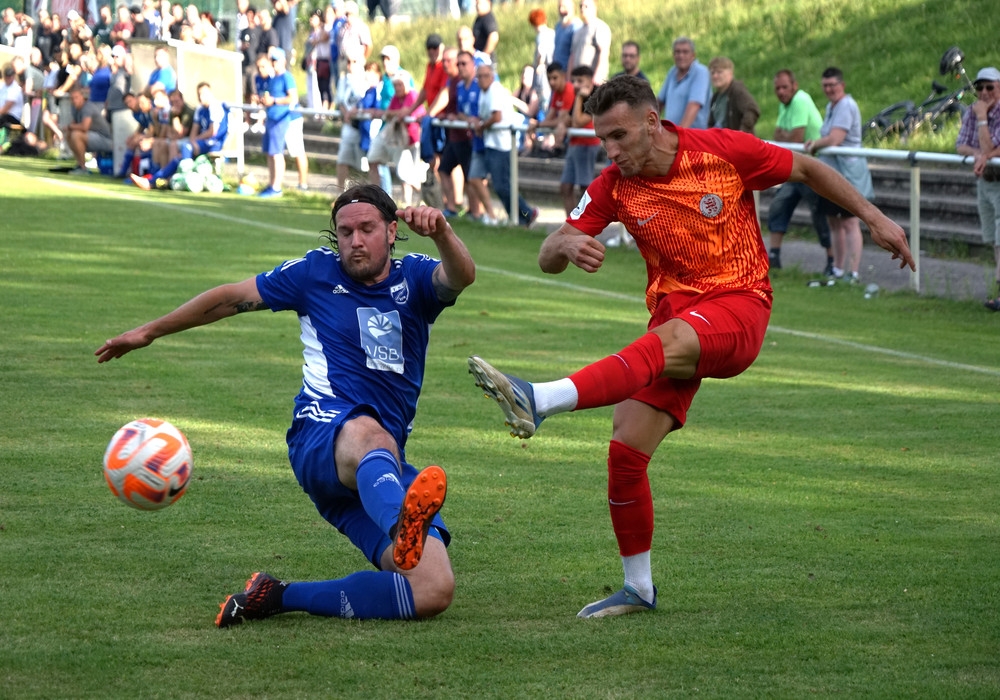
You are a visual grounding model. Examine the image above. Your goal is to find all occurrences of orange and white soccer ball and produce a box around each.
[103,418,192,510]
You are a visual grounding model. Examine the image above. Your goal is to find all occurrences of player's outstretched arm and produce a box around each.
[539,222,606,275]
[397,206,476,301]
[95,277,267,363]
[788,153,916,271]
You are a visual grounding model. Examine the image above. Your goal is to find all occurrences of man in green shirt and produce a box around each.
[766,69,833,274]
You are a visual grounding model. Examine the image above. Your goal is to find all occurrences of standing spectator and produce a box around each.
[438,49,476,218]
[255,10,279,67]
[198,11,219,49]
[271,0,298,59]
[568,0,611,86]
[87,45,114,109]
[35,13,60,67]
[455,25,490,69]
[707,56,759,132]
[614,40,648,82]
[404,33,450,208]
[511,64,541,155]
[16,52,45,135]
[167,3,185,40]
[110,5,135,45]
[368,72,423,205]
[236,0,252,35]
[325,2,347,82]
[305,10,332,112]
[471,0,499,65]
[528,7,554,120]
[93,6,114,46]
[256,47,309,196]
[65,83,112,175]
[956,66,1000,310]
[766,68,832,273]
[148,46,177,95]
[474,63,539,227]
[130,4,152,40]
[337,1,372,76]
[467,75,914,619]
[239,7,262,105]
[366,0,393,23]
[333,49,371,189]
[552,0,580,77]
[805,66,872,284]
[559,65,601,216]
[657,36,710,129]
[532,61,572,157]
[96,184,476,628]
[369,44,409,196]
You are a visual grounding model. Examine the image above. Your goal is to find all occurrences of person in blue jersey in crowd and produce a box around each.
[255,47,309,197]
[96,184,477,627]
[130,82,228,189]
[147,46,177,95]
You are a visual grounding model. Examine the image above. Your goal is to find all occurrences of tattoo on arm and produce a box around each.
[234,300,269,313]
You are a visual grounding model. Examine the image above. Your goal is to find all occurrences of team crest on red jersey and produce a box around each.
[699,194,723,218]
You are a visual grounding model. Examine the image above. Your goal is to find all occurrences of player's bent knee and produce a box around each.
[653,318,701,378]
[406,539,455,618]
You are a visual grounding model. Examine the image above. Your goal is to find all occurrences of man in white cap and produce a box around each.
[956,66,1000,310]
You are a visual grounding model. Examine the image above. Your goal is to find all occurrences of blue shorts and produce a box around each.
[195,137,222,156]
[285,398,449,568]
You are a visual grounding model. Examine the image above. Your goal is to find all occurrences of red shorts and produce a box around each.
[631,289,772,429]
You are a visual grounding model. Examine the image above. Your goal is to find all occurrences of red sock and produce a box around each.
[607,440,654,557]
[568,332,665,410]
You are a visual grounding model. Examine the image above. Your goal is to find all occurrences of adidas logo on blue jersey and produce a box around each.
[331,285,350,295]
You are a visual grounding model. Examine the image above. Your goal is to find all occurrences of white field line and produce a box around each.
[10,166,999,377]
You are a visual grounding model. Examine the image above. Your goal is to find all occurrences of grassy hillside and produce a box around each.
[366,0,998,148]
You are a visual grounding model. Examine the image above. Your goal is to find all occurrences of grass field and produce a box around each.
[2,157,999,698]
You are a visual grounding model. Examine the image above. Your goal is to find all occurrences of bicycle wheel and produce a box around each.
[863,100,914,143]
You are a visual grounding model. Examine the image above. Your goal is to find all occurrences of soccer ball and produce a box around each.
[103,418,192,510]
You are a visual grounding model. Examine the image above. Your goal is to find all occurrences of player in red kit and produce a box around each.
[468,75,914,618]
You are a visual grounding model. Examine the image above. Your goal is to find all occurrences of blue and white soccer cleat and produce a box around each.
[468,355,544,439]
[577,586,657,619]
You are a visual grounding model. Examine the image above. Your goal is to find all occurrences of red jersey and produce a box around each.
[549,82,574,118]
[421,60,449,112]
[568,122,792,312]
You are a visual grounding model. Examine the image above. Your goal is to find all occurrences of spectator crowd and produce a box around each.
[3,0,999,299]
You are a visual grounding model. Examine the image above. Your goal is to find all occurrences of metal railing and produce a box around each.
[236,103,993,293]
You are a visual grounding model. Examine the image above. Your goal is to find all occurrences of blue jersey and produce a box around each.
[148,65,177,93]
[257,71,302,123]
[256,249,451,449]
[456,78,483,152]
[193,101,226,137]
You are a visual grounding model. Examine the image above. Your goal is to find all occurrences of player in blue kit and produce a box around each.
[95,184,476,626]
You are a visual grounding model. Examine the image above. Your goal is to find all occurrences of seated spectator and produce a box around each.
[0,63,25,132]
[131,82,227,189]
[65,83,113,175]
[117,91,155,177]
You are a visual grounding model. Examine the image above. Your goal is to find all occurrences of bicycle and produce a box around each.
[863,46,975,143]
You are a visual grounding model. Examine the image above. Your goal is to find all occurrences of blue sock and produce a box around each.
[154,157,181,182]
[281,571,416,619]
[117,150,134,177]
[355,448,405,537]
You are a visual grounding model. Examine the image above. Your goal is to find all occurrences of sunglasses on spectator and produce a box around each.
[975,83,996,92]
